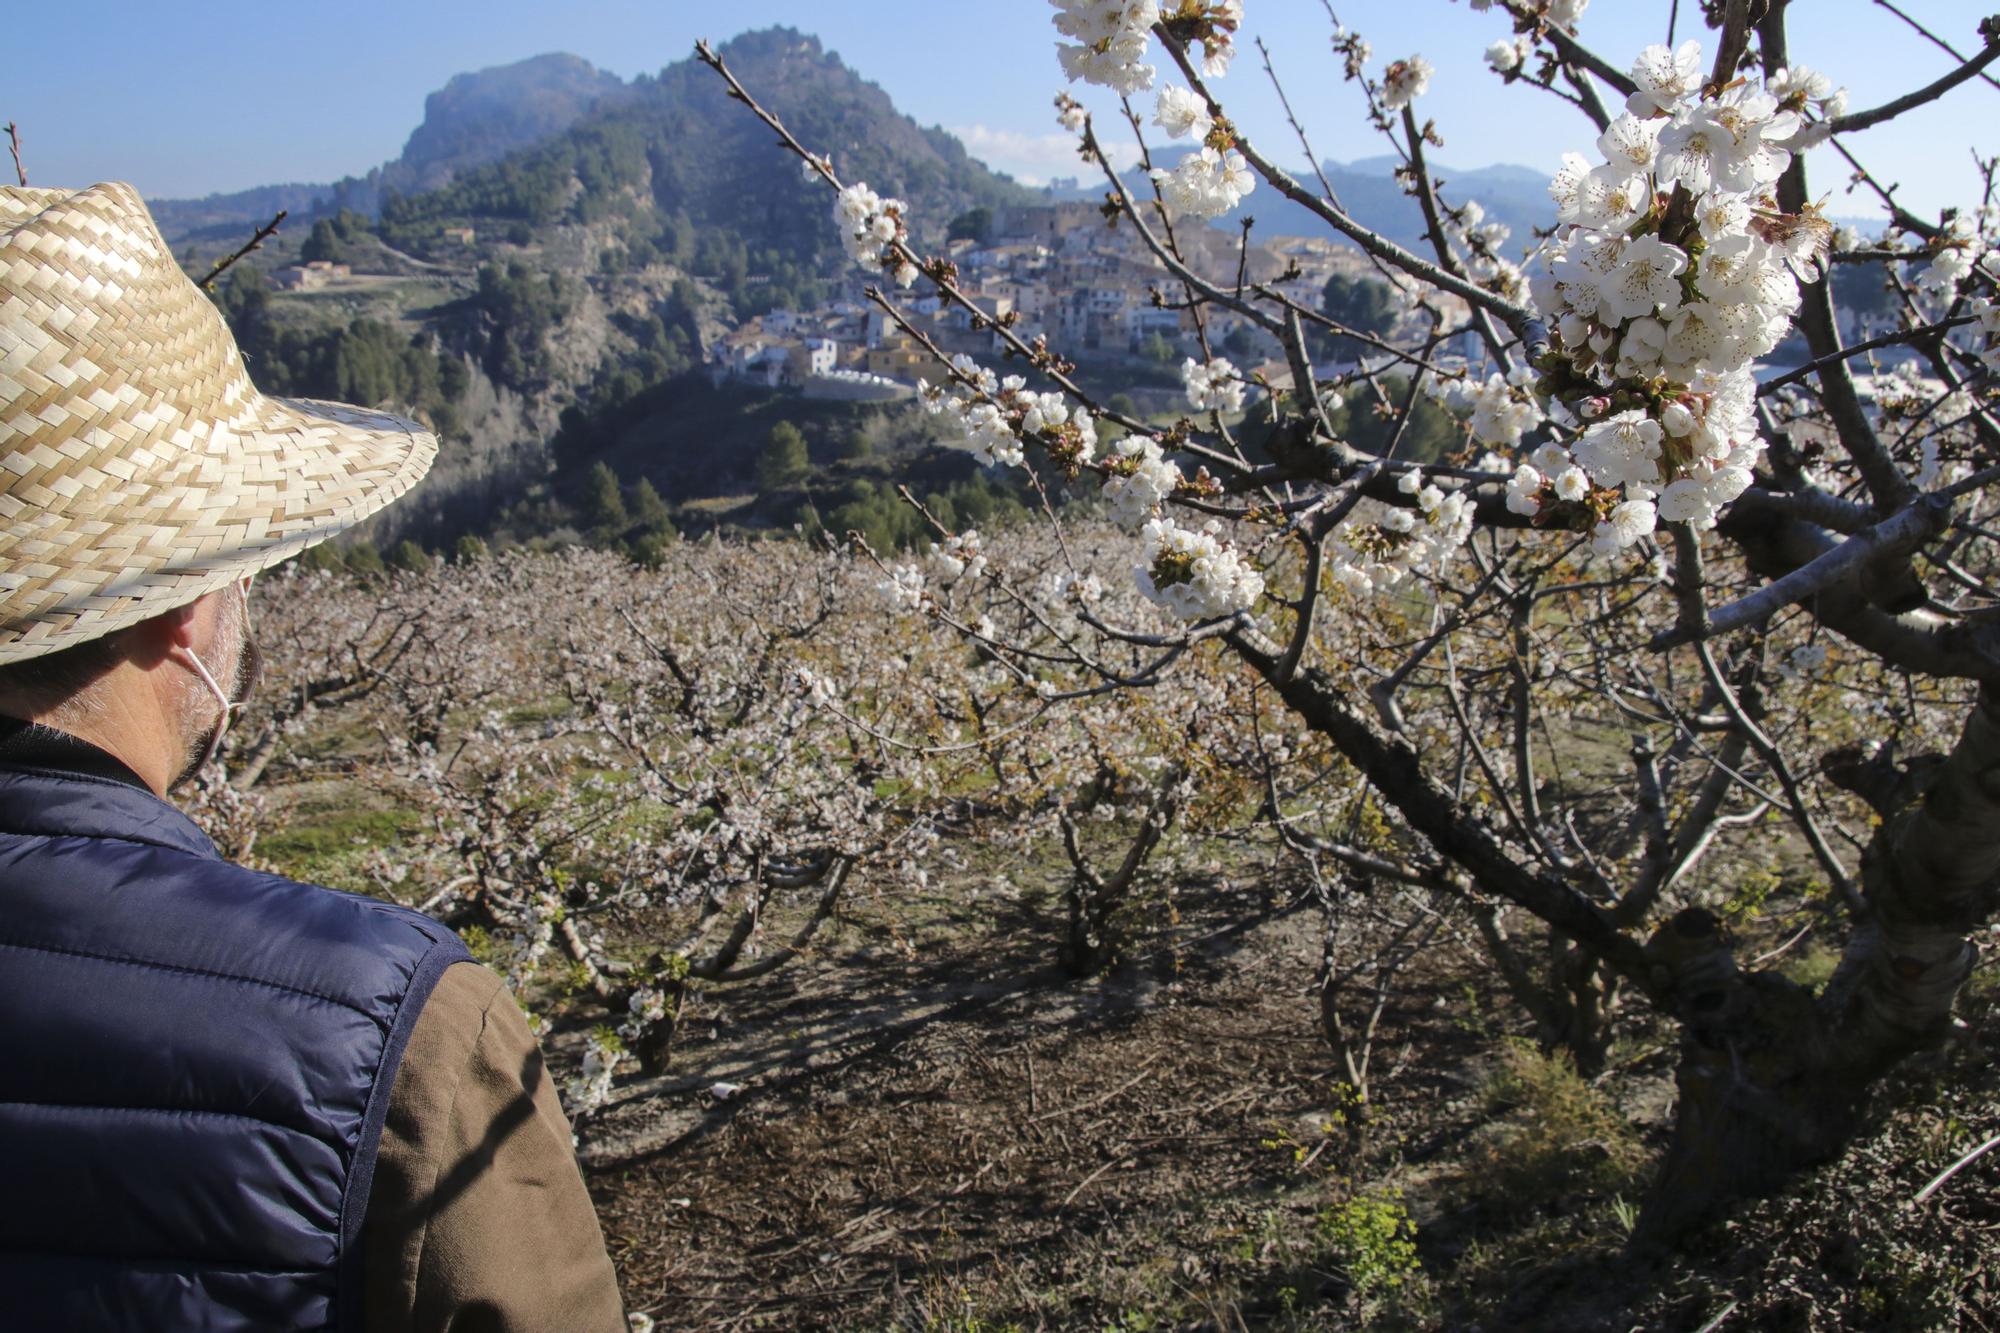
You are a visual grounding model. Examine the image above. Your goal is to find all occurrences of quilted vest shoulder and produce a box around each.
[0,765,470,1332]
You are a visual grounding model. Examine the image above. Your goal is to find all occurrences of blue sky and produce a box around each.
[10,1,1997,220]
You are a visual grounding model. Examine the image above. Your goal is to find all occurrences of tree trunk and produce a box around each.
[1637,685,2000,1245]
[1061,880,1116,977]
[632,975,691,1076]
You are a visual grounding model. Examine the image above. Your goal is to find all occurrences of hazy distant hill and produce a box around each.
[154,38,1569,259]
[1051,148,1557,255]
[150,53,629,244]
[390,54,629,198]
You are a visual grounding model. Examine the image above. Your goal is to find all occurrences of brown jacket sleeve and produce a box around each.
[362,961,626,1332]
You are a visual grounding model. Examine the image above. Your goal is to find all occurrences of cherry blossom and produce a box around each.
[1380,56,1434,112]
[1153,84,1214,140]
[1100,436,1185,526]
[1151,145,1256,219]
[1182,355,1246,412]
[1052,0,1160,94]
[1135,518,1265,618]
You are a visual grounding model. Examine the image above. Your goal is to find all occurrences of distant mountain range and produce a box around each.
[1048,147,1558,255]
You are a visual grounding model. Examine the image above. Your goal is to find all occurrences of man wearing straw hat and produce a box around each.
[0,183,626,1331]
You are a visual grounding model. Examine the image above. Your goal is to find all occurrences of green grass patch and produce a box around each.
[259,803,424,892]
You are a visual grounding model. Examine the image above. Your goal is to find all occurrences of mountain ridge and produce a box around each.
[151,40,1577,252]
[148,52,632,244]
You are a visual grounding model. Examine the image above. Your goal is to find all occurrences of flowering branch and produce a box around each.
[1497,1,1639,98]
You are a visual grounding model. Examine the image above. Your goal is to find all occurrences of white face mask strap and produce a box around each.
[178,579,256,777]
[181,642,236,773]
[181,642,230,712]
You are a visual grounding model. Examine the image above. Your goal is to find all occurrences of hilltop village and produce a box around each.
[704,200,1483,403]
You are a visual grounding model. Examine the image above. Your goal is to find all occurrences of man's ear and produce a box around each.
[124,597,205,668]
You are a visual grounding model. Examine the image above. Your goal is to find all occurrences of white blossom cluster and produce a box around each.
[1099,435,1184,526]
[618,987,669,1044]
[1051,0,1239,97]
[878,562,926,611]
[1526,40,1844,546]
[1183,355,1247,412]
[1970,297,2000,374]
[1918,213,1991,295]
[930,529,987,581]
[1449,200,1529,305]
[1136,517,1265,618]
[1331,23,1372,79]
[1463,0,1587,32]
[1193,0,1243,77]
[1152,146,1257,219]
[833,182,918,288]
[505,889,563,992]
[1452,369,1546,447]
[1380,56,1434,112]
[1034,566,1107,610]
[791,664,838,706]
[1327,468,1477,595]
[1485,36,1529,72]
[918,353,1099,469]
[1766,64,1849,149]
[1052,0,1160,95]
[564,1030,621,1115]
[1154,84,1213,141]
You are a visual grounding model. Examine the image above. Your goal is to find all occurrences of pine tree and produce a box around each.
[388,539,434,573]
[631,476,673,532]
[582,461,629,536]
[302,218,346,265]
[756,422,811,492]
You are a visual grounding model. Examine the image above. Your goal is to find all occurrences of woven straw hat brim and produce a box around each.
[1,181,439,664]
[0,395,436,665]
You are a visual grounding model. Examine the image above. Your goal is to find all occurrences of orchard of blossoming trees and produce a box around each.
[665,0,2000,1244]
[218,533,1319,1103]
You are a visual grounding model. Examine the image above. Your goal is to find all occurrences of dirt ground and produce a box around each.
[563,869,2000,1332]
[574,874,1562,1329]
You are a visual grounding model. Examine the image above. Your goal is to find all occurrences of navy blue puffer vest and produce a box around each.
[0,747,469,1331]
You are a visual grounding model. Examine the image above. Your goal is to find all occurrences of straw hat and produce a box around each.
[0,181,437,664]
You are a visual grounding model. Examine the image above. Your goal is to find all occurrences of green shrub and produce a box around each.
[1319,1189,1420,1297]
[1474,1038,1646,1212]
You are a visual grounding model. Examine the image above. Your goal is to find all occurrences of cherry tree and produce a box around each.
[702,0,2000,1240]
